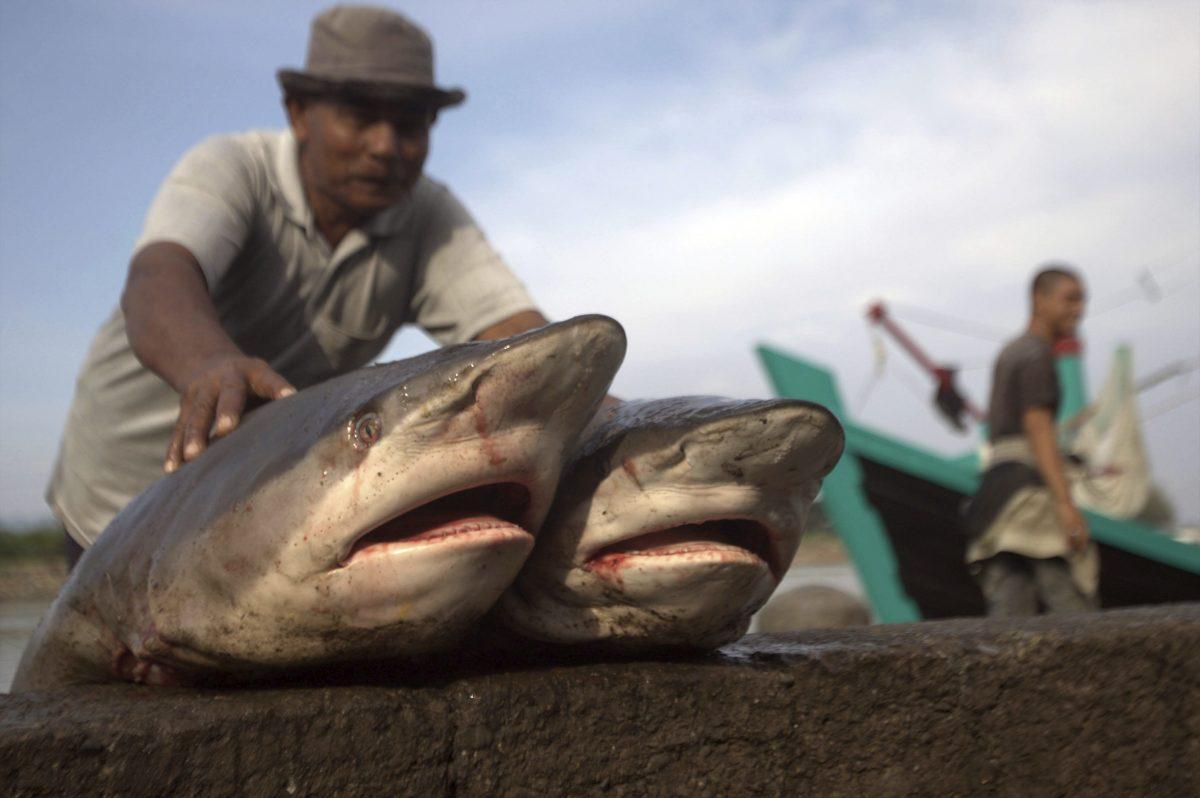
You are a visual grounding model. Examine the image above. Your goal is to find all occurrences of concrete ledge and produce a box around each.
[3,605,1198,796]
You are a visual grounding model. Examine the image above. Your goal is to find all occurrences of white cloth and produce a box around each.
[1067,345,1171,522]
[967,437,1100,597]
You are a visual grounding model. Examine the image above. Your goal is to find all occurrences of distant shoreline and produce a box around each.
[0,530,847,605]
[0,558,66,602]
[790,530,849,567]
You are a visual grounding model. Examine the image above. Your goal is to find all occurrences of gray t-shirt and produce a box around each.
[986,333,1060,442]
[47,129,537,545]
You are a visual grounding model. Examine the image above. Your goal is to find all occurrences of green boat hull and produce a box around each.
[757,344,1200,622]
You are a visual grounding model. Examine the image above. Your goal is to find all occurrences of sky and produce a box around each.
[1,0,1198,525]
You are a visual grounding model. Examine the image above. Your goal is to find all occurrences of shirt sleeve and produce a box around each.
[409,182,538,345]
[132,135,258,291]
[1013,345,1059,414]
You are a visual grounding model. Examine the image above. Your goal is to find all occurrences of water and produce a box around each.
[0,564,865,692]
[749,563,867,632]
[774,563,863,598]
[1,599,52,693]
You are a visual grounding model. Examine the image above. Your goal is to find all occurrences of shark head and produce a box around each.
[78,315,625,681]
[496,397,844,650]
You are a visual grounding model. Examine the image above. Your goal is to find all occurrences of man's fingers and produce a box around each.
[181,385,219,463]
[212,376,248,438]
[246,362,296,401]
[164,410,189,473]
[165,359,294,471]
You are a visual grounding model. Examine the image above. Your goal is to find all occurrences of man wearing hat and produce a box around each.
[47,5,549,562]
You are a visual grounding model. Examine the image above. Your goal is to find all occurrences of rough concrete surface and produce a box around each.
[2,605,1197,797]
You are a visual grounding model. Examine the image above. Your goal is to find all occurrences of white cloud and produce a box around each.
[3,1,1197,523]
[444,0,1200,518]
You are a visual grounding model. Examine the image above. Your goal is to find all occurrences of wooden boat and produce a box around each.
[757,344,1200,622]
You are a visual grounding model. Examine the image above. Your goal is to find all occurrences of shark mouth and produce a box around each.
[339,482,532,567]
[583,519,783,581]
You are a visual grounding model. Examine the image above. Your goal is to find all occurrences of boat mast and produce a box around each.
[865,301,984,431]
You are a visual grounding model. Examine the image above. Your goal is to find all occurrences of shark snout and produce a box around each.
[334,313,628,555]
[570,399,842,577]
[460,314,626,514]
[678,400,844,487]
[476,314,626,413]
[497,394,845,649]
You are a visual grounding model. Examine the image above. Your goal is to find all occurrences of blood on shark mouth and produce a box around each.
[342,482,532,565]
[584,519,782,580]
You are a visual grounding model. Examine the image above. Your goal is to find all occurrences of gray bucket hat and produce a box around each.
[278,5,465,109]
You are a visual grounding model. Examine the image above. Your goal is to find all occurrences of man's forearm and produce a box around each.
[1022,408,1073,505]
[121,242,244,392]
[1023,406,1090,549]
[122,241,296,471]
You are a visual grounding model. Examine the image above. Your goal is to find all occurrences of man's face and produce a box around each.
[1036,277,1087,338]
[287,95,434,220]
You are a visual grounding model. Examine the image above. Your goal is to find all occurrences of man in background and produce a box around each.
[965,266,1099,616]
[47,6,549,565]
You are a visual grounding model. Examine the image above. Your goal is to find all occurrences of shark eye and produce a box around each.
[349,411,382,450]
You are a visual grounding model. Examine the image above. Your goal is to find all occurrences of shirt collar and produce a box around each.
[273,129,312,233]
[273,129,415,240]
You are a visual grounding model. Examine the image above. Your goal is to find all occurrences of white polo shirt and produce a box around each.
[47,129,536,545]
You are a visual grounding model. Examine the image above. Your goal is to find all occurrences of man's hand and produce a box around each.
[1023,406,1089,552]
[120,242,299,473]
[1054,498,1090,552]
[165,356,295,473]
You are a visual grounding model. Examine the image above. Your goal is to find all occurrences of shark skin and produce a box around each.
[13,315,626,692]
[495,397,845,650]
